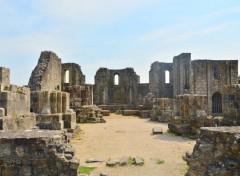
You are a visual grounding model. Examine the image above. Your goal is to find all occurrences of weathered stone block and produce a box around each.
[0,108,5,117]
[168,122,191,135]
[184,127,240,176]
[123,110,139,116]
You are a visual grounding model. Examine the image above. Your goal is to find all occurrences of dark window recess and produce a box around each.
[212,92,222,114]
[229,95,235,101]
[234,102,239,109]
[213,67,220,79]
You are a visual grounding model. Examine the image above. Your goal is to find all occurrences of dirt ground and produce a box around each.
[71,114,195,176]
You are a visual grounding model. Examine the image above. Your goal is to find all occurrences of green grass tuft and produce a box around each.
[156,159,165,164]
[79,166,96,174]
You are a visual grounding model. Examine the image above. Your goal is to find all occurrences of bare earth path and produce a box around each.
[71,114,195,176]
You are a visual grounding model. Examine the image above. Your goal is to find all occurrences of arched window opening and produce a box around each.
[65,70,70,83]
[114,74,119,85]
[165,70,170,84]
[212,92,222,114]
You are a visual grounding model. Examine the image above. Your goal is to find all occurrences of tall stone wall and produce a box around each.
[137,83,149,104]
[184,127,240,176]
[28,51,62,92]
[94,67,140,105]
[0,130,79,176]
[149,62,173,98]
[190,60,238,114]
[0,67,10,85]
[62,63,85,89]
[173,53,191,97]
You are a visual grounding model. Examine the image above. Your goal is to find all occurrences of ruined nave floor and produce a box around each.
[72,114,195,176]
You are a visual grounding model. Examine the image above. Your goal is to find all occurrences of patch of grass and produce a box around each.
[128,157,135,165]
[79,166,96,174]
[167,129,180,136]
[156,159,165,164]
[185,133,197,139]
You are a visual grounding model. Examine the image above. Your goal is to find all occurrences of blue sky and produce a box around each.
[0,0,240,85]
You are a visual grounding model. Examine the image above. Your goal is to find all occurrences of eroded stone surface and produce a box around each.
[0,130,79,175]
[184,127,240,176]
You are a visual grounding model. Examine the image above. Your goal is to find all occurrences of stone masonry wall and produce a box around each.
[64,85,93,110]
[173,53,191,97]
[137,83,149,104]
[62,63,85,89]
[0,67,10,85]
[0,85,30,116]
[0,130,79,176]
[149,62,173,98]
[184,127,240,176]
[221,84,240,125]
[31,91,70,114]
[94,67,140,105]
[28,51,62,92]
[175,94,208,119]
[151,98,174,122]
[190,60,238,114]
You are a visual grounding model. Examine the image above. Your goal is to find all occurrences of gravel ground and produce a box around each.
[71,114,195,176]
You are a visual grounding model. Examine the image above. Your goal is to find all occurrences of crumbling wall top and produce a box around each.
[28,51,62,92]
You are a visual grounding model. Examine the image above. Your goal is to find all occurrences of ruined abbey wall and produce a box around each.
[149,62,173,98]
[28,51,62,91]
[62,63,85,88]
[190,60,238,114]
[94,68,140,105]
[0,130,79,176]
[173,53,191,96]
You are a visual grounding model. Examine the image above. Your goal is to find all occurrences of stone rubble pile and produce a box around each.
[77,105,105,123]
[184,127,240,176]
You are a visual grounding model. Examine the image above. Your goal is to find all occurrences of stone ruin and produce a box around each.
[61,63,102,123]
[0,67,35,131]
[29,51,77,130]
[184,127,240,175]
[0,50,239,175]
[0,130,79,175]
[0,51,83,175]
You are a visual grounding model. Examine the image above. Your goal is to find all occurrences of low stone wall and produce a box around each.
[0,130,79,176]
[175,94,208,120]
[0,84,30,116]
[0,113,36,131]
[98,105,140,113]
[36,112,76,130]
[138,110,151,118]
[101,110,110,116]
[151,98,174,122]
[221,84,240,125]
[123,110,139,116]
[31,91,70,114]
[184,127,240,176]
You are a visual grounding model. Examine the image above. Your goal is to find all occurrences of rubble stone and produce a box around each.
[0,130,79,176]
[184,127,240,176]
